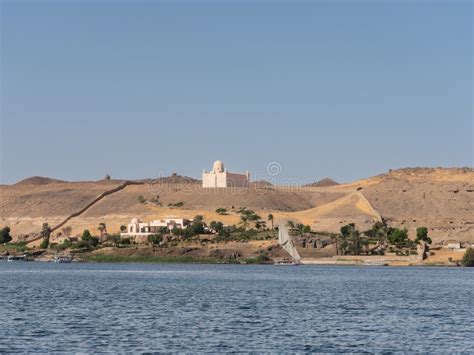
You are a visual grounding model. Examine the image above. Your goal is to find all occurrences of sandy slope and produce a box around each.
[1,168,472,242]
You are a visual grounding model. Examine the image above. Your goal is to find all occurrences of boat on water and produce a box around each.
[274,223,301,266]
[6,255,28,262]
[274,260,300,266]
[363,260,388,266]
[53,255,73,263]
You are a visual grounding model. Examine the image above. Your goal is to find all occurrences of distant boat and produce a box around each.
[275,224,301,266]
[53,255,72,263]
[363,260,388,266]
[6,255,27,262]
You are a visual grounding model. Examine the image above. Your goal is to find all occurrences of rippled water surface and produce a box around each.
[1,263,473,353]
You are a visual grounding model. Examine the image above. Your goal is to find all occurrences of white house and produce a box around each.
[122,218,192,237]
[444,240,461,249]
[202,160,249,188]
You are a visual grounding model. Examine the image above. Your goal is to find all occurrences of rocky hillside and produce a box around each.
[0,168,472,242]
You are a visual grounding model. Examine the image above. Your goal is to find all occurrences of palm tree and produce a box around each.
[240,215,249,230]
[255,221,266,231]
[98,223,107,238]
[267,214,274,230]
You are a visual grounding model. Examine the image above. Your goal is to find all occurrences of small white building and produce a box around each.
[444,240,461,249]
[202,160,249,188]
[122,218,192,237]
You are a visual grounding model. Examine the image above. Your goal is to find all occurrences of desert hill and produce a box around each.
[1,168,472,243]
[304,178,339,187]
[14,176,68,186]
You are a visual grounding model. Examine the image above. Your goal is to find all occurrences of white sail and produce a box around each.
[278,224,301,262]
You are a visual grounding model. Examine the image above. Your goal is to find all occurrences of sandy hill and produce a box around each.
[1,168,472,243]
[14,176,68,186]
[304,178,339,187]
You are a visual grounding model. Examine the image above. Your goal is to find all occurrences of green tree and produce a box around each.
[137,195,146,204]
[461,248,474,267]
[215,208,228,215]
[40,223,51,249]
[237,209,261,230]
[267,214,274,230]
[148,234,163,245]
[171,227,185,237]
[387,228,409,247]
[190,218,205,236]
[0,226,12,244]
[340,223,362,255]
[82,229,93,241]
[81,229,99,248]
[364,221,388,241]
[415,227,432,244]
[210,221,224,233]
[108,234,121,247]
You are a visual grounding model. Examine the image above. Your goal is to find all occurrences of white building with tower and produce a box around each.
[202,160,250,188]
[122,218,191,237]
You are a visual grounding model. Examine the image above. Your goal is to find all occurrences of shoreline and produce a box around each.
[19,255,460,267]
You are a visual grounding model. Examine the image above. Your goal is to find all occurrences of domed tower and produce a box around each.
[129,218,140,234]
[212,160,225,173]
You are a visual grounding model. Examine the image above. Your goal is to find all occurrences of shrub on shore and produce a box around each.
[461,248,474,267]
[148,234,162,245]
[415,227,432,244]
[0,226,12,244]
[40,223,51,249]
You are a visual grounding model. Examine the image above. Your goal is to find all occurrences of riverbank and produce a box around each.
[82,254,224,264]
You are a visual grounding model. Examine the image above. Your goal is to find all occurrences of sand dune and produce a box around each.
[1,168,472,242]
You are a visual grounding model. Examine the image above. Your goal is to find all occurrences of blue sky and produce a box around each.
[1,0,472,184]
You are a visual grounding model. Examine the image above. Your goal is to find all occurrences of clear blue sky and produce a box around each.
[1,1,472,184]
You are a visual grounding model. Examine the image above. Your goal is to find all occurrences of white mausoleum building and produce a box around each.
[122,218,192,237]
[202,160,249,188]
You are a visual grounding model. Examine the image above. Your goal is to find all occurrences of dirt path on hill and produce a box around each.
[26,181,145,243]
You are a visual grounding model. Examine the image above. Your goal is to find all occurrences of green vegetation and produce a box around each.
[238,208,262,230]
[148,234,162,245]
[337,223,364,255]
[167,201,184,208]
[215,208,228,215]
[107,234,121,247]
[415,227,432,244]
[40,223,51,249]
[0,242,27,252]
[75,229,99,249]
[209,221,224,234]
[84,254,221,264]
[387,228,411,248]
[290,223,311,235]
[461,248,474,267]
[137,195,146,204]
[120,225,127,232]
[0,226,12,244]
[240,253,271,264]
[215,228,275,242]
[53,238,72,251]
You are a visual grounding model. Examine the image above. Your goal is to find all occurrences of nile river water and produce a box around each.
[1,262,473,353]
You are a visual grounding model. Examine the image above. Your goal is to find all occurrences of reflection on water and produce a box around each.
[1,263,473,352]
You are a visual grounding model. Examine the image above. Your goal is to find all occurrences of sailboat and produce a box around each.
[274,223,301,265]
